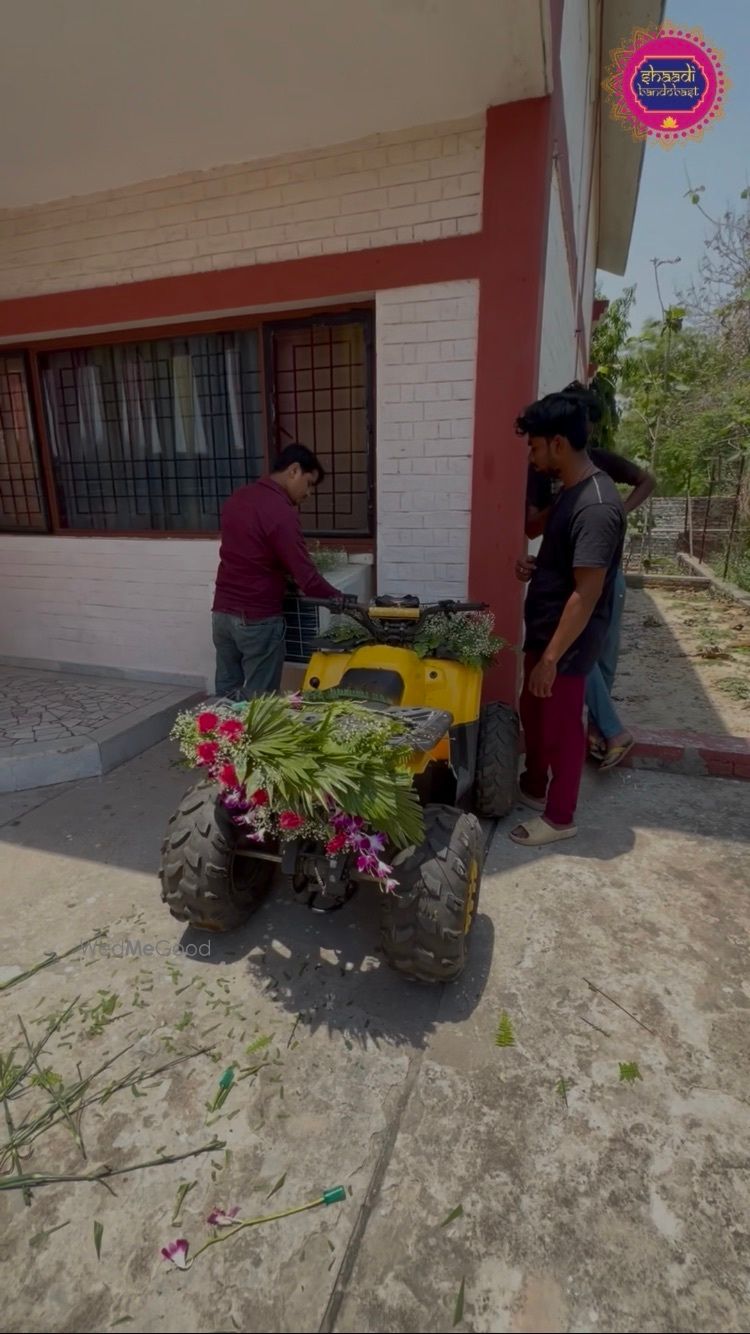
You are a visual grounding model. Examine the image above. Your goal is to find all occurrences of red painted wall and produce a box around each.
[469,98,554,705]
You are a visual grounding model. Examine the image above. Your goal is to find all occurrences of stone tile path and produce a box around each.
[0,666,202,791]
[0,667,185,748]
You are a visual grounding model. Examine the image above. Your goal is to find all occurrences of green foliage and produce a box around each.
[555,1077,572,1105]
[597,187,750,591]
[589,285,636,450]
[495,1012,515,1047]
[173,695,425,850]
[618,1061,642,1083]
[413,611,502,670]
[326,610,503,671]
[307,543,349,573]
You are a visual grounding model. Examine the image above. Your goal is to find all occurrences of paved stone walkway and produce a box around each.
[0,666,202,791]
[0,667,183,749]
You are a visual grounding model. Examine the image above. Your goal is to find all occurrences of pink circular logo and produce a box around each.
[604,26,728,147]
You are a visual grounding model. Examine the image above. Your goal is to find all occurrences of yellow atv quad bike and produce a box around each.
[159,596,518,983]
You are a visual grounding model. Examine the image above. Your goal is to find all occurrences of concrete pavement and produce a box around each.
[0,745,748,1333]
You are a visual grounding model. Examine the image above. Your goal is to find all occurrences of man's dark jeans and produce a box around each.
[212,612,285,700]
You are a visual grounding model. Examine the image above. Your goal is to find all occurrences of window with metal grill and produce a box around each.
[38,331,265,532]
[6,308,374,540]
[265,312,374,537]
[0,354,47,532]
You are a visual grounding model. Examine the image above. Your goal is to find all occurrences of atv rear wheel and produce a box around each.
[473,701,519,818]
[380,804,483,983]
[160,780,274,932]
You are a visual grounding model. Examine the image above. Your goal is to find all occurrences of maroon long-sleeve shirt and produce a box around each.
[212,477,340,619]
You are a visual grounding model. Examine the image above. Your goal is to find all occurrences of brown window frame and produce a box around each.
[0,302,375,553]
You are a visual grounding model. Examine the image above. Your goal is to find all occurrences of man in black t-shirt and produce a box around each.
[525,384,654,769]
[511,394,625,846]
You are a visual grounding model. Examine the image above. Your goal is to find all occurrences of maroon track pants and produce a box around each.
[519,652,586,827]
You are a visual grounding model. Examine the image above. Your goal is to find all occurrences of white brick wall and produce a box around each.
[0,534,367,688]
[0,118,484,299]
[0,536,220,685]
[538,169,578,396]
[375,280,478,601]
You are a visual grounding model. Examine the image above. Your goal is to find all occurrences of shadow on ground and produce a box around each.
[174,869,495,1051]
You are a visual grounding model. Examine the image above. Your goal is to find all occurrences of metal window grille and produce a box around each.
[0,354,47,532]
[38,332,264,532]
[283,594,323,665]
[264,313,374,537]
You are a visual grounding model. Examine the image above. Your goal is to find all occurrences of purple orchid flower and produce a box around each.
[161,1238,190,1269]
[207,1205,240,1228]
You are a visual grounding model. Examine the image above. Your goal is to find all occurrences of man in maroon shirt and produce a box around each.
[212,443,342,699]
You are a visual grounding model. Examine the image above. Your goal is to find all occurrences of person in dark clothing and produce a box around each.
[212,444,343,700]
[525,381,654,768]
[513,394,626,846]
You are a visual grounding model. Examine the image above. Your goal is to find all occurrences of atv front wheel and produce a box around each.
[160,780,274,931]
[473,701,519,818]
[380,804,483,983]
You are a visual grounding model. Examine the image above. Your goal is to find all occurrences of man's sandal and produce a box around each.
[509,816,577,847]
[518,791,546,812]
[599,736,634,771]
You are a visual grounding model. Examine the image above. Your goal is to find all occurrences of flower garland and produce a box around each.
[325,608,503,671]
[170,696,422,893]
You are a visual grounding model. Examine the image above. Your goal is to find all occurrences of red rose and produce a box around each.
[250,789,269,807]
[326,833,347,855]
[196,711,219,734]
[196,740,220,766]
[217,718,244,741]
[218,762,239,788]
[279,811,305,831]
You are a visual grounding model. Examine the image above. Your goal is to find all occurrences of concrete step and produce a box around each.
[0,670,204,793]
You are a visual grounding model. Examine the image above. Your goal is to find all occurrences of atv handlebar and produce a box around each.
[298,595,489,645]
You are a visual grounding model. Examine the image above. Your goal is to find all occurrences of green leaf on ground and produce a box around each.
[495,1012,515,1047]
[555,1077,573,1105]
[440,1204,464,1227]
[29,1220,70,1249]
[94,1220,104,1260]
[172,1180,196,1223]
[619,1061,643,1083]
[453,1277,466,1326]
[266,1171,287,1200]
[245,1035,271,1056]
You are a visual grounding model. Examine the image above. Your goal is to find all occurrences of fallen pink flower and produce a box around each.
[207,1206,240,1228]
[161,1238,190,1269]
[288,691,304,710]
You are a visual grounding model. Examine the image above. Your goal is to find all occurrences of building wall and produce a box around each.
[538,0,598,396]
[375,280,478,600]
[0,534,368,688]
[537,169,578,396]
[561,0,597,271]
[0,119,484,300]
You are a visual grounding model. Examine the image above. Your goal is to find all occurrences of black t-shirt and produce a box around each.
[526,448,642,512]
[524,470,626,675]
